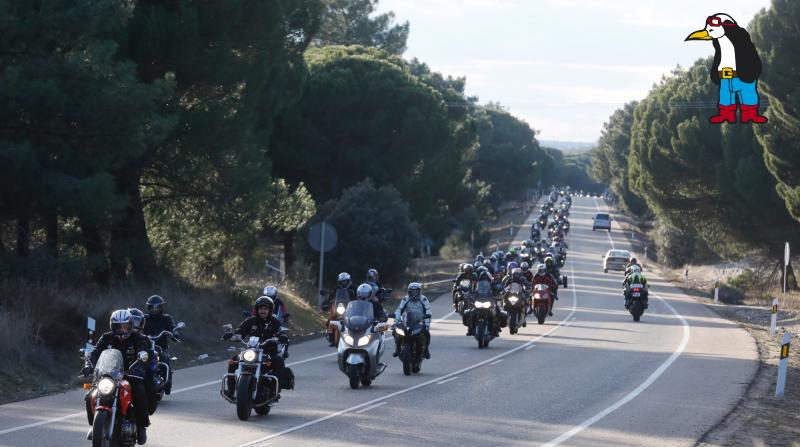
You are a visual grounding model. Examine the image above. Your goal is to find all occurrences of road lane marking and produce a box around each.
[525,345,535,350]
[0,309,456,437]
[437,376,460,385]
[489,359,504,366]
[543,201,691,447]
[354,402,387,414]
[239,268,579,447]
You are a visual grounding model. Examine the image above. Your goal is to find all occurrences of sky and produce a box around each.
[376,0,773,142]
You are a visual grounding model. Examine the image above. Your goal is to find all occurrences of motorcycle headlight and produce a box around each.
[241,349,257,362]
[395,327,406,336]
[336,303,346,315]
[534,293,541,299]
[508,296,519,304]
[357,335,371,347]
[97,377,115,396]
[343,334,354,346]
[475,301,491,309]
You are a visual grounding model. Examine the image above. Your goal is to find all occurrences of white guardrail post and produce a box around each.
[770,298,779,337]
[713,280,719,304]
[775,332,792,398]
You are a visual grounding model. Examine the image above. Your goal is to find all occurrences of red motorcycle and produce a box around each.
[531,284,553,325]
[83,348,147,447]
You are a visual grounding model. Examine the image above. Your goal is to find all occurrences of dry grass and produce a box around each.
[0,277,325,404]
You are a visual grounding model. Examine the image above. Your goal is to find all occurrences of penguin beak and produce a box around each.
[685,29,711,41]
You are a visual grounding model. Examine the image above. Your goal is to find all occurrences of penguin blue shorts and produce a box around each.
[719,77,759,106]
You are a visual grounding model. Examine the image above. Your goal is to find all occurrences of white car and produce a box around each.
[592,212,612,231]
[603,249,631,273]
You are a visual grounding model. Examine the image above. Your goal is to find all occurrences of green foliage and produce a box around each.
[309,180,418,283]
[314,0,409,55]
[471,105,546,208]
[628,61,798,262]
[749,1,800,223]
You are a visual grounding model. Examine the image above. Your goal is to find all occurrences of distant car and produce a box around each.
[603,249,631,273]
[592,212,612,231]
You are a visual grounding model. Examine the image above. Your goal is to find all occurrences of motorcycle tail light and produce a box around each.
[632,288,640,292]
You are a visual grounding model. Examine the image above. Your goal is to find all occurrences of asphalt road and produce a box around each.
[0,197,758,446]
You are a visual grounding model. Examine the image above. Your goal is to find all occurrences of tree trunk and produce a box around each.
[80,222,110,285]
[16,214,30,257]
[282,231,295,276]
[111,167,158,282]
[45,212,59,258]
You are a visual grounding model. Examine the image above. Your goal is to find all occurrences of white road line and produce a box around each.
[354,401,387,414]
[489,359,504,366]
[239,271,580,447]
[0,309,457,437]
[437,376,460,385]
[525,345,535,350]
[543,201,691,447]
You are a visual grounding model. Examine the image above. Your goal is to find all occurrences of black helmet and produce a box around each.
[146,295,165,316]
[254,296,274,317]
[128,308,145,334]
[629,257,638,264]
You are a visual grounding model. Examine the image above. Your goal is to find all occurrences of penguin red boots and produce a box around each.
[739,104,768,123]
[709,104,737,123]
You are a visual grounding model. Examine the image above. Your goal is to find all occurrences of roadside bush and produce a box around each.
[653,220,695,267]
[439,229,472,260]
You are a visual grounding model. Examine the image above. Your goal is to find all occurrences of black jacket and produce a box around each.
[235,315,284,341]
[711,26,762,84]
[144,313,177,349]
[88,332,153,372]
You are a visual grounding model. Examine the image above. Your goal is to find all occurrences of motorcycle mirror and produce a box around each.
[176,322,186,330]
[222,323,233,332]
[138,351,150,363]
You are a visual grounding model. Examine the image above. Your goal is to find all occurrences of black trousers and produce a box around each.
[129,378,150,429]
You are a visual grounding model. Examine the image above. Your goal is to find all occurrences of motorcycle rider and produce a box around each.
[83,309,153,445]
[262,286,289,357]
[532,264,558,316]
[129,308,159,416]
[623,265,649,309]
[143,295,177,395]
[355,282,389,323]
[520,262,534,283]
[625,257,641,275]
[393,282,431,359]
[452,264,477,309]
[365,268,390,303]
[325,272,357,306]
[222,296,291,398]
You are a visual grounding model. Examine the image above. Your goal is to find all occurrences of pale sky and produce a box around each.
[377,0,772,142]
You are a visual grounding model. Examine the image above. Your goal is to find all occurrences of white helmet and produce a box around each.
[356,283,373,300]
[407,282,422,300]
[263,285,278,299]
[110,309,133,340]
[337,272,351,288]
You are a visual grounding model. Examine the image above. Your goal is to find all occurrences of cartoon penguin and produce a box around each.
[685,13,767,124]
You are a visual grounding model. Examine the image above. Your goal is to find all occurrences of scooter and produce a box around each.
[329,300,389,389]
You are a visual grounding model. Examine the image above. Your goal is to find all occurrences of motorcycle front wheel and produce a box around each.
[236,376,254,421]
[401,344,412,376]
[91,409,111,447]
[348,364,360,389]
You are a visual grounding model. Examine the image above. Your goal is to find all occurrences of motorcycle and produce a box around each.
[322,288,351,347]
[147,321,185,400]
[220,328,289,420]
[83,348,147,447]
[465,286,504,349]
[393,310,428,375]
[329,300,389,389]
[453,278,473,315]
[503,282,528,335]
[626,283,647,322]
[531,283,553,325]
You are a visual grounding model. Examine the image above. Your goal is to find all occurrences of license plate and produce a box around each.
[632,292,640,297]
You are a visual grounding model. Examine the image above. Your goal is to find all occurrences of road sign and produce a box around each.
[308,222,337,253]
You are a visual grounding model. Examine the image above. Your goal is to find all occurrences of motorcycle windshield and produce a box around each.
[344,300,374,333]
[459,279,472,289]
[476,280,492,296]
[534,284,549,293]
[94,349,124,381]
[404,310,424,331]
[334,288,351,304]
